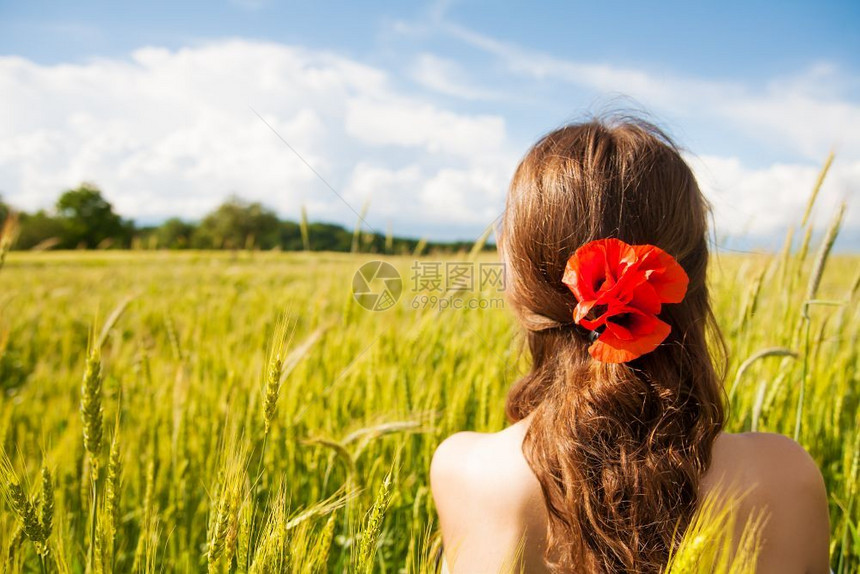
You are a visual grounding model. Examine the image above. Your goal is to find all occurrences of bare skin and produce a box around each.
[430,413,831,574]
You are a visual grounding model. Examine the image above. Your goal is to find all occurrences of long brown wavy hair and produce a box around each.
[500,116,728,573]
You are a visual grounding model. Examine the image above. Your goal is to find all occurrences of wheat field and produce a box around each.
[0,195,858,572]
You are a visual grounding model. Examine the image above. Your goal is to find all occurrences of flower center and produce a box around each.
[609,312,633,327]
[588,303,609,320]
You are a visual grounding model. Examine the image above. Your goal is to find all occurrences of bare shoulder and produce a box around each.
[430,423,548,573]
[707,432,826,495]
[704,432,831,574]
[430,424,541,519]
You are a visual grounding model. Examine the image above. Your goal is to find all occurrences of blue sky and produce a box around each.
[5,1,858,79]
[1,0,858,250]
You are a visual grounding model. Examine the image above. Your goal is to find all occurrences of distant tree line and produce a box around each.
[0,183,490,254]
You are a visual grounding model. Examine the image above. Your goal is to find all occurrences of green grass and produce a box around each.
[0,226,857,572]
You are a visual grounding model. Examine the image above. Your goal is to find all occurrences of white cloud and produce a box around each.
[431,21,860,247]
[688,154,858,242]
[443,23,860,163]
[409,53,500,101]
[0,36,857,247]
[344,161,508,226]
[344,96,506,157]
[0,39,514,238]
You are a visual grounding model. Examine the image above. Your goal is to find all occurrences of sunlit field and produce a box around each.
[0,202,858,572]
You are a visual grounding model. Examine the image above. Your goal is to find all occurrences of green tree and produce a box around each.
[155,218,195,249]
[278,220,304,251]
[305,222,353,251]
[15,210,66,250]
[55,183,129,248]
[193,196,281,249]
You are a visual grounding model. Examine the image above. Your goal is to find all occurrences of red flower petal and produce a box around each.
[573,300,595,324]
[631,244,689,303]
[578,297,625,330]
[564,238,685,363]
[564,239,640,325]
[627,279,662,315]
[563,239,638,299]
[602,319,633,341]
[587,311,672,363]
[562,242,605,302]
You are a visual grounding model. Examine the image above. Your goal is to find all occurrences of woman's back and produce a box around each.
[431,418,831,573]
[432,117,832,573]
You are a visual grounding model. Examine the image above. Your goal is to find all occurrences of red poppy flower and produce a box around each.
[562,238,689,363]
